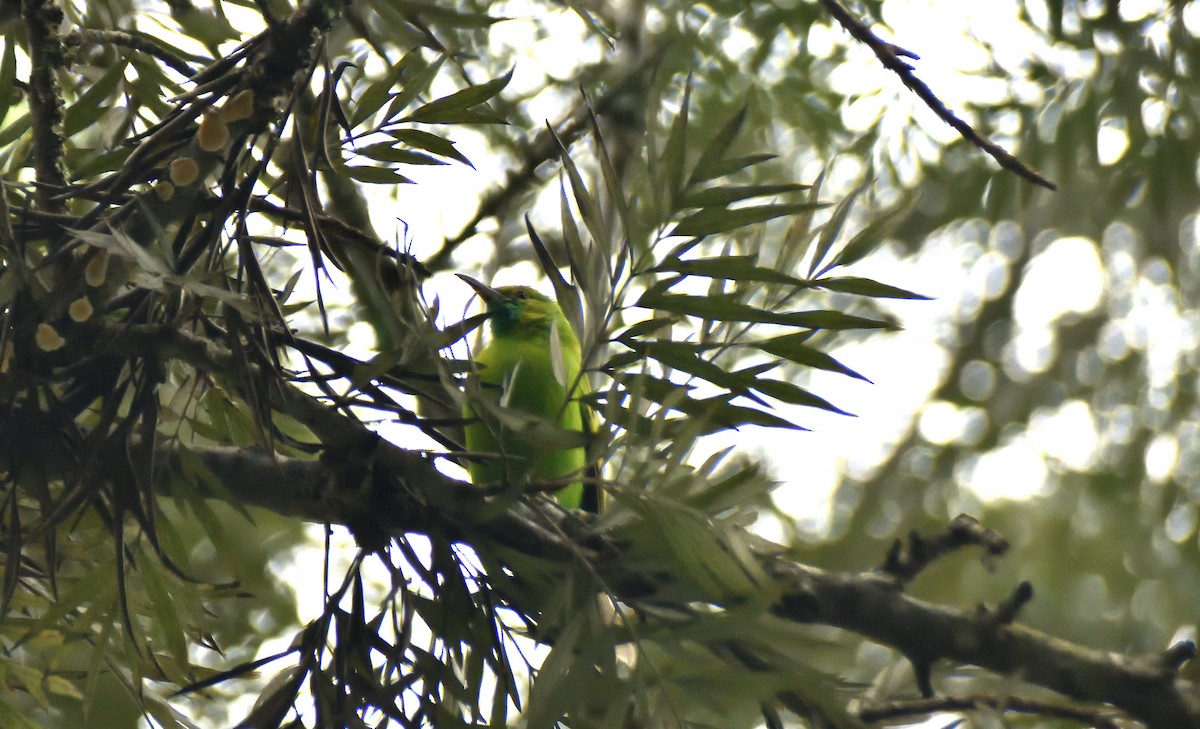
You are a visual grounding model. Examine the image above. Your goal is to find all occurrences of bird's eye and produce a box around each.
[515,291,529,300]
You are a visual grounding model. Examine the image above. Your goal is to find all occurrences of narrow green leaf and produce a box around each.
[405,68,512,124]
[615,372,697,403]
[564,0,617,40]
[699,153,776,180]
[489,671,512,727]
[822,194,920,274]
[389,128,473,166]
[550,124,607,255]
[687,102,748,186]
[681,395,803,431]
[71,227,170,277]
[661,235,705,264]
[816,276,930,300]
[669,202,828,237]
[237,666,305,729]
[381,53,445,123]
[630,340,731,385]
[613,316,679,344]
[350,61,407,127]
[1,656,50,708]
[527,216,584,337]
[624,496,761,597]
[0,40,16,130]
[385,0,507,27]
[64,59,129,137]
[745,376,852,415]
[0,112,30,150]
[70,148,130,180]
[140,556,191,683]
[639,292,897,330]
[754,334,873,382]
[559,176,589,280]
[358,142,447,166]
[807,182,866,278]
[680,183,809,208]
[661,76,692,208]
[18,556,114,643]
[651,256,803,285]
[524,614,584,729]
[775,168,827,274]
[345,165,413,184]
[587,100,634,257]
[626,344,827,425]
[616,371,799,431]
[413,108,509,125]
[687,463,768,515]
[142,697,194,729]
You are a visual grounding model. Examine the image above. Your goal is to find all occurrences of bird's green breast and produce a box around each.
[463,318,587,508]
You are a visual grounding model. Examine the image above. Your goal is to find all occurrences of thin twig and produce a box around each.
[819,0,1057,191]
[65,29,198,78]
[880,513,1009,583]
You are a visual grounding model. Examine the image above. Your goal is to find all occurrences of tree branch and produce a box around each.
[21,0,67,212]
[770,557,1200,728]
[819,0,1057,191]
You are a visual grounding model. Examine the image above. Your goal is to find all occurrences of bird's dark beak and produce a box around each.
[456,273,504,304]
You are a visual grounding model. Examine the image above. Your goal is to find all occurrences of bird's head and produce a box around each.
[457,274,560,337]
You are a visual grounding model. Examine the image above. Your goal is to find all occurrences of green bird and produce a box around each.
[457,275,598,511]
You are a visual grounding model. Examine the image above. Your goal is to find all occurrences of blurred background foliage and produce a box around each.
[0,0,1198,727]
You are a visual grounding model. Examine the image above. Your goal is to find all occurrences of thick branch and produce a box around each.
[21,0,68,212]
[770,559,1200,728]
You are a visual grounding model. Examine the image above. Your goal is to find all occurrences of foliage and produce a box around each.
[0,1,1198,729]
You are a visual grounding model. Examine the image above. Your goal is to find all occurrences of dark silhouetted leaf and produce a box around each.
[0,40,16,130]
[661,75,692,207]
[345,165,413,184]
[405,68,513,124]
[807,182,865,278]
[651,256,803,285]
[687,102,748,186]
[755,334,872,382]
[680,183,809,208]
[639,292,897,330]
[389,128,473,166]
[698,153,777,180]
[351,61,407,127]
[816,276,930,300]
[669,202,828,237]
[821,194,920,274]
[358,142,446,165]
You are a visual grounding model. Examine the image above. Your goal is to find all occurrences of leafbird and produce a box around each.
[457,274,598,511]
